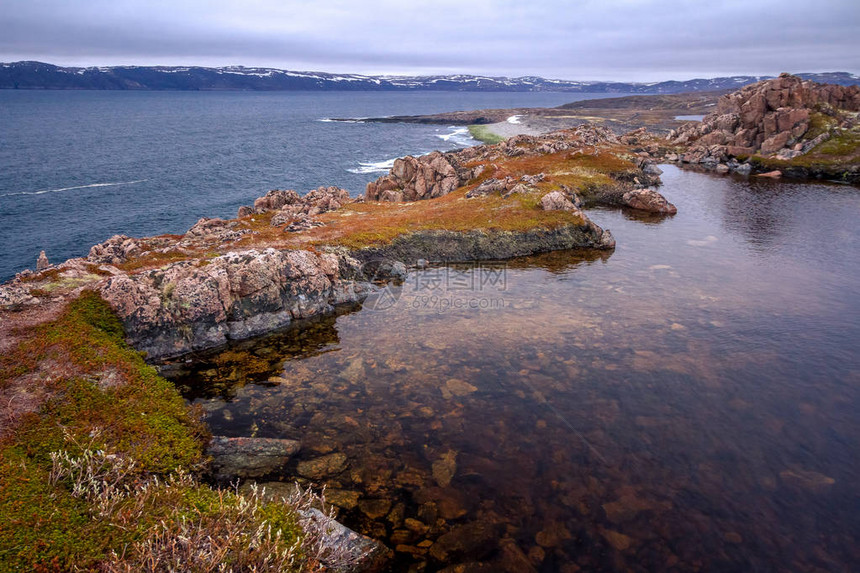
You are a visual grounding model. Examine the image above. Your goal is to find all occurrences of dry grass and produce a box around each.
[46,441,365,573]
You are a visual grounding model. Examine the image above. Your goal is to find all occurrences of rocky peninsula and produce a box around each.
[0,122,674,571]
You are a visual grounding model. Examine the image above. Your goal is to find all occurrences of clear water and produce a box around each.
[167,166,860,571]
[0,90,610,281]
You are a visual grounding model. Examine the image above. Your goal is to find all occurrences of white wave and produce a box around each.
[436,126,478,148]
[347,158,398,174]
[436,126,470,142]
[506,115,522,124]
[2,179,148,198]
[318,118,366,123]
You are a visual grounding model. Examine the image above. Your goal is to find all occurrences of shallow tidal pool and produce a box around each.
[165,166,860,572]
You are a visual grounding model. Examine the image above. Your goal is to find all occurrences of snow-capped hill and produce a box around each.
[1,62,857,93]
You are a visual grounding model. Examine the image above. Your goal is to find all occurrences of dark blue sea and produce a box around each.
[0,90,608,281]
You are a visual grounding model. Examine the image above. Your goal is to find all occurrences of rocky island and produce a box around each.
[1,76,857,572]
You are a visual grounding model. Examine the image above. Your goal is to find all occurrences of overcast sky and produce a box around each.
[1,0,857,82]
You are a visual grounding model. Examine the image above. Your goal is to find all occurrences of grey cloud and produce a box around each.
[1,0,857,81]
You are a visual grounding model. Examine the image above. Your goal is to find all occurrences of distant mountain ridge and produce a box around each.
[1,61,858,93]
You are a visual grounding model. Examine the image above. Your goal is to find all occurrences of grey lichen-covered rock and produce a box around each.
[206,436,301,481]
[87,234,143,265]
[98,248,372,360]
[239,186,352,219]
[36,251,51,272]
[539,191,579,212]
[350,223,614,269]
[301,508,392,573]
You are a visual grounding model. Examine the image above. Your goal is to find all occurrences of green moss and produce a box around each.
[805,111,837,140]
[813,130,860,156]
[750,129,860,172]
[468,124,506,145]
[0,292,308,571]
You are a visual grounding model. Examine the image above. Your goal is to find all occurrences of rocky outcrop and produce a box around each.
[239,186,352,218]
[350,224,615,267]
[88,235,144,265]
[207,436,301,481]
[365,125,673,217]
[465,175,546,199]
[237,186,354,233]
[365,126,621,203]
[98,248,371,360]
[365,151,473,202]
[672,74,860,161]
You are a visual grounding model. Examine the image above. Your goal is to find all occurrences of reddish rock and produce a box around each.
[621,189,677,214]
[366,151,464,202]
[727,145,756,157]
[673,74,860,158]
[760,132,792,155]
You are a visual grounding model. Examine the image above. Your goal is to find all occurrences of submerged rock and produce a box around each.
[429,521,504,563]
[297,452,349,480]
[206,436,301,481]
[431,450,458,487]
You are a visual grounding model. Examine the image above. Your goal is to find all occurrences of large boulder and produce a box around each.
[621,189,678,214]
[540,191,579,212]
